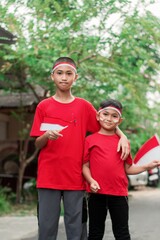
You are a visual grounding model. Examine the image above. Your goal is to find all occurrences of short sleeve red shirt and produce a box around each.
[83,132,133,196]
[30,97,99,190]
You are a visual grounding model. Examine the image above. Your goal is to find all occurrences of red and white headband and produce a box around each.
[52,62,77,73]
[98,106,122,117]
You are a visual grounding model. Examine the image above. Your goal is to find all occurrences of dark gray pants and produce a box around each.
[38,189,86,240]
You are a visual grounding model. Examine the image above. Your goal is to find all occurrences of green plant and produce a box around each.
[0,187,11,215]
[23,178,38,202]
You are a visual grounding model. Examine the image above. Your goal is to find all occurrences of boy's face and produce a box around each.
[96,108,122,131]
[51,65,78,91]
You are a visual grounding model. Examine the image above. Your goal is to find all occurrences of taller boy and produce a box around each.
[30,57,129,240]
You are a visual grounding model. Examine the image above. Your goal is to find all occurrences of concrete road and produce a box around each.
[23,187,160,240]
[128,187,160,240]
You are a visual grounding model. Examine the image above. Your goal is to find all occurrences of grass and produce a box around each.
[0,202,37,217]
[9,202,37,216]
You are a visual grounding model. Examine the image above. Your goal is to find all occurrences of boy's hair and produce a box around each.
[53,57,76,68]
[99,99,123,112]
[51,57,77,73]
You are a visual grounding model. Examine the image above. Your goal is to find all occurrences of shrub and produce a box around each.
[0,187,11,215]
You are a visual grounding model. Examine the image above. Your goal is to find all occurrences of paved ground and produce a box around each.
[0,187,160,240]
[0,216,38,240]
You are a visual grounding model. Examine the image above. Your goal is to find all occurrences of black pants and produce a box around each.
[88,194,131,240]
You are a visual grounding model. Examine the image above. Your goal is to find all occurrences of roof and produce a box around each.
[0,27,17,44]
[0,93,38,108]
[0,86,45,108]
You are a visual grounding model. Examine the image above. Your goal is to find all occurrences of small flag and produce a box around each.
[40,123,68,131]
[134,134,160,166]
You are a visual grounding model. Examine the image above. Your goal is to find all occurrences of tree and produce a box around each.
[0,0,160,201]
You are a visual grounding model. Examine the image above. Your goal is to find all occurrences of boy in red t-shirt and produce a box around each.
[30,57,130,240]
[83,99,160,240]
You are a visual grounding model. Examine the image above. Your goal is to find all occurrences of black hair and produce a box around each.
[53,57,76,68]
[99,99,123,112]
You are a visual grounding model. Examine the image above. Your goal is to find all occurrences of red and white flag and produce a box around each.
[134,134,160,166]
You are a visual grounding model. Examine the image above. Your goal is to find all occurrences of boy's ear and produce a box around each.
[74,73,78,81]
[117,118,123,126]
[51,73,54,81]
[96,112,100,121]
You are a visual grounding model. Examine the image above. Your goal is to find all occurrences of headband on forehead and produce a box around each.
[52,62,77,73]
[98,106,122,117]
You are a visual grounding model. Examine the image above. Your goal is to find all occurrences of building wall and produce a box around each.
[0,111,34,141]
[0,109,37,184]
[0,113,9,140]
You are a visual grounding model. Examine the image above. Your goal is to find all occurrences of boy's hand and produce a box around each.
[146,160,160,170]
[117,136,130,160]
[90,180,100,193]
[46,130,63,140]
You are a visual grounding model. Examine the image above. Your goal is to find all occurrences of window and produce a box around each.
[0,121,8,140]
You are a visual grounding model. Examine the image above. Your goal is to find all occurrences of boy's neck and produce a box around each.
[53,91,75,103]
[98,128,116,136]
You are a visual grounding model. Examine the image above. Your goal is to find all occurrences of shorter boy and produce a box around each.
[83,99,160,240]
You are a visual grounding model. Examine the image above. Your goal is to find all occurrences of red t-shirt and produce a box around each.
[83,132,133,196]
[30,97,99,190]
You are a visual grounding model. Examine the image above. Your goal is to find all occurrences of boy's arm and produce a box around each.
[82,162,100,193]
[125,160,160,175]
[35,130,63,149]
[116,126,130,160]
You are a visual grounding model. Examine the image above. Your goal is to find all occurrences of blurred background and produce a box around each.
[0,0,160,214]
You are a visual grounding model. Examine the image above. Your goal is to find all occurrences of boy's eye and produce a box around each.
[56,71,73,75]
